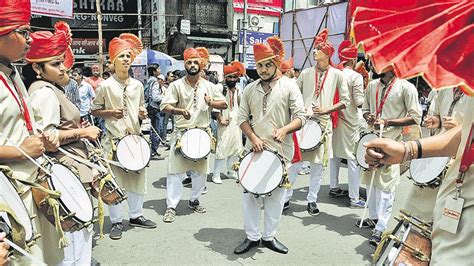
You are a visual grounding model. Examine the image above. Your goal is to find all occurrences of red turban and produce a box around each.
[253,36,285,67]
[0,0,31,36]
[183,47,201,62]
[196,47,210,68]
[109,33,142,64]
[25,21,74,69]
[338,40,357,63]
[224,61,246,77]
[355,61,369,88]
[280,57,294,73]
[314,29,335,57]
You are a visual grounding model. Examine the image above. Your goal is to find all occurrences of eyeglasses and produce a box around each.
[13,28,31,40]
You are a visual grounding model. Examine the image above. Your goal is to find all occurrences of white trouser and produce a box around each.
[109,191,145,223]
[166,170,206,209]
[329,157,361,200]
[213,156,238,177]
[60,228,92,265]
[367,185,395,232]
[243,187,286,241]
[285,162,323,203]
[284,161,303,202]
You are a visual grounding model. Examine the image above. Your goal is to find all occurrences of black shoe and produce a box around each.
[109,222,123,240]
[188,199,206,213]
[356,218,378,228]
[283,201,290,211]
[234,238,260,254]
[307,202,320,216]
[182,177,192,186]
[261,238,289,254]
[369,230,383,246]
[129,216,157,229]
[329,188,349,197]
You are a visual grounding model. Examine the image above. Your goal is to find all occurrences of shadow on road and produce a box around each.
[143,199,196,217]
[194,227,267,261]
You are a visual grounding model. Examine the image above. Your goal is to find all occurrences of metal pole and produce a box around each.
[138,0,142,40]
[242,0,248,66]
[95,0,104,75]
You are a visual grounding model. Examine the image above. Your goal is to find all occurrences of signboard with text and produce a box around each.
[151,0,166,45]
[180,19,191,35]
[233,0,283,17]
[31,0,74,19]
[71,38,106,59]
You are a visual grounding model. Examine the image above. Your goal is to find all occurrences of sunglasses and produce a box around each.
[13,28,31,40]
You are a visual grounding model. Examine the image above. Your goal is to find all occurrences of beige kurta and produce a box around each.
[296,66,350,164]
[215,84,243,159]
[404,89,467,222]
[433,87,468,132]
[332,67,364,160]
[29,81,94,183]
[238,76,306,162]
[160,77,225,174]
[361,78,422,192]
[0,64,63,265]
[91,75,147,194]
[431,97,474,264]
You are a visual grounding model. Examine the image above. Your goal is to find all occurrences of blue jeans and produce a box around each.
[158,113,168,142]
[150,110,164,153]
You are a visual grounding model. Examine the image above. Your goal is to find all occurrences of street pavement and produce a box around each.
[91,146,413,265]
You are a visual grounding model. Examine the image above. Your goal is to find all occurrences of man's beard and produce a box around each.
[186,66,200,76]
[225,80,237,88]
[260,70,276,82]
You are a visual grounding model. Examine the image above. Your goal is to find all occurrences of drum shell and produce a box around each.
[354,132,379,170]
[114,134,151,172]
[299,119,325,152]
[177,128,212,161]
[32,172,88,233]
[90,174,126,206]
[237,149,287,196]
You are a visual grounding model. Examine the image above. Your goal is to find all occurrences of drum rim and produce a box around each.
[409,156,451,185]
[355,132,379,170]
[47,163,93,223]
[179,128,212,160]
[115,134,151,171]
[297,119,324,151]
[0,172,35,241]
[238,149,285,195]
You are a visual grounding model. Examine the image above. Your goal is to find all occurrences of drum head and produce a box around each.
[376,221,411,265]
[238,150,284,195]
[180,128,211,160]
[356,133,378,169]
[116,135,151,171]
[0,172,34,241]
[296,120,322,150]
[49,164,93,223]
[410,157,450,184]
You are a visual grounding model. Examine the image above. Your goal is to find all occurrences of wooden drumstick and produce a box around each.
[359,124,384,228]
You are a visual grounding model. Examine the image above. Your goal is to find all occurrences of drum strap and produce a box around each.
[0,75,34,134]
[456,123,474,198]
[0,203,29,253]
[447,87,464,117]
[375,78,397,118]
[97,173,113,239]
[6,172,69,248]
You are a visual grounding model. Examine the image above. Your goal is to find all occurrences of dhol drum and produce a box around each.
[235,149,287,196]
[176,128,211,161]
[90,172,127,206]
[374,210,431,265]
[115,134,151,172]
[33,162,94,232]
[355,132,379,170]
[295,119,324,151]
[409,157,450,188]
[0,169,38,247]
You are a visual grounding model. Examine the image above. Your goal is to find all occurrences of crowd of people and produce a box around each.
[0,1,472,265]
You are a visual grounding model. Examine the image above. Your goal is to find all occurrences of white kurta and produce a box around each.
[215,84,243,159]
[238,76,306,162]
[332,67,364,159]
[296,66,350,164]
[0,64,63,265]
[361,78,422,192]
[431,97,474,264]
[91,75,147,194]
[160,77,225,174]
